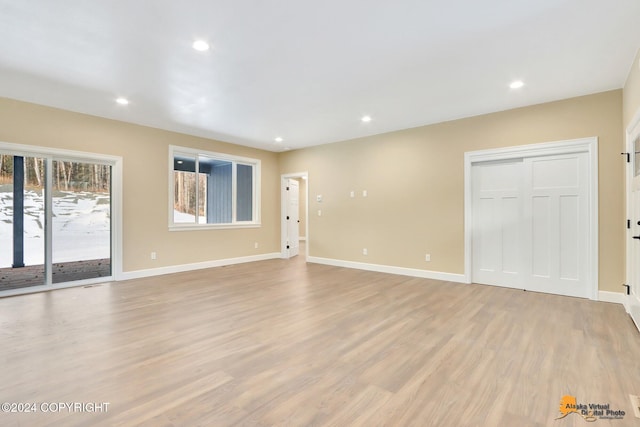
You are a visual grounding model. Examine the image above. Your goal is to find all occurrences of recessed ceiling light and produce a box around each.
[275,137,283,143]
[115,97,129,105]
[192,40,210,51]
[361,115,372,122]
[509,80,524,89]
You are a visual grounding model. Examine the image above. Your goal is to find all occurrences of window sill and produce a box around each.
[169,222,261,231]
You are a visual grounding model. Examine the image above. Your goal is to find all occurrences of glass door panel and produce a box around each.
[51,160,111,283]
[0,155,45,290]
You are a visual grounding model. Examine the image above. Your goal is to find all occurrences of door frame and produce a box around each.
[0,141,123,297]
[280,172,308,260]
[464,137,599,299]
[625,108,640,330]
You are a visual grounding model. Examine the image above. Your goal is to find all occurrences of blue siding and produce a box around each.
[208,162,232,223]
[236,164,253,221]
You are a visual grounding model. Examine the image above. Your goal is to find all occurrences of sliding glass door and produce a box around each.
[0,152,113,292]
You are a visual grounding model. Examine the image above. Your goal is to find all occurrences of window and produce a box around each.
[169,146,260,229]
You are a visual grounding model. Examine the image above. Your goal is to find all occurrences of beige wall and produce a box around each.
[280,90,624,292]
[0,97,280,273]
[624,49,640,128]
[0,88,628,292]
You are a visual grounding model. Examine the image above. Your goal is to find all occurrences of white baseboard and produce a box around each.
[120,252,282,281]
[598,291,626,305]
[626,293,640,333]
[307,256,467,283]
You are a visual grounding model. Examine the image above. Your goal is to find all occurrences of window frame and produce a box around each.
[168,145,261,230]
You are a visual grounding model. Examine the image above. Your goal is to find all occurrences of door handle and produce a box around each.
[634,236,640,240]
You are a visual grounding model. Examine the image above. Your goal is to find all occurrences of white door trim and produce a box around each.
[280,172,309,260]
[464,137,599,300]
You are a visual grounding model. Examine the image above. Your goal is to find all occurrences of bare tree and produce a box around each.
[2,157,111,192]
[93,164,99,191]
[32,157,42,188]
[0,155,11,184]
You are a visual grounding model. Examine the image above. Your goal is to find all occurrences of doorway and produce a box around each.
[281,172,308,260]
[0,142,122,296]
[625,111,640,331]
[465,138,598,299]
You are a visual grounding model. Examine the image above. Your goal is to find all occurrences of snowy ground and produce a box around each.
[173,210,206,224]
[0,185,110,268]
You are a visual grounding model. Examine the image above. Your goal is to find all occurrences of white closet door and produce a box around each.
[522,153,589,298]
[471,160,523,289]
[286,179,300,257]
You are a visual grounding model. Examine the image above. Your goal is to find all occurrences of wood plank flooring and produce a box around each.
[0,244,639,426]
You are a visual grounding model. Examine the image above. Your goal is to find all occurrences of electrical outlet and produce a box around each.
[425,254,431,262]
[151,251,157,260]
[363,248,368,255]
[350,190,355,198]
[317,209,322,216]
[254,242,259,249]
[362,190,368,197]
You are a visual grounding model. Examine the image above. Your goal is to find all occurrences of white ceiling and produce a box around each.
[0,1,639,152]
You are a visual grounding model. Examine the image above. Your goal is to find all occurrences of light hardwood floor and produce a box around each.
[1,244,639,426]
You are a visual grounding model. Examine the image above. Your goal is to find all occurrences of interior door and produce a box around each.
[286,178,300,257]
[522,152,590,298]
[629,134,640,331]
[471,159,523,289]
